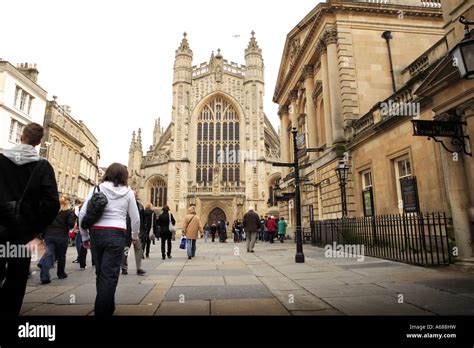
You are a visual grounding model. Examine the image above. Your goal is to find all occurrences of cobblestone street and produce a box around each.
[22,239,474,316]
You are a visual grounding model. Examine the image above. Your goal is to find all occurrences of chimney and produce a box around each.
[16,62,39,83]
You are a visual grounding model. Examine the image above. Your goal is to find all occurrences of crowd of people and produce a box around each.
[0,122,289,317]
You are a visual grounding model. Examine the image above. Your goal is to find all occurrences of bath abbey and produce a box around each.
[128,32,281,226]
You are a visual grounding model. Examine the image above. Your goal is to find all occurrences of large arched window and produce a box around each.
[150,178,167,208]
[196,97,240,185]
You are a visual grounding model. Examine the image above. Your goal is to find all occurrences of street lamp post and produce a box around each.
[335,160,349,217]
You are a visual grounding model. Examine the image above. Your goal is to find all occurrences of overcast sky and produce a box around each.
[2,0,319,167]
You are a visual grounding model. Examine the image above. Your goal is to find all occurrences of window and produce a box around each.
[150,179,167,208]
[14,86,33,114]
[196,97,240,184]
[394,156,412,213]
[8,119,24,144]
[361,170,374,217]
[362,171,372,189]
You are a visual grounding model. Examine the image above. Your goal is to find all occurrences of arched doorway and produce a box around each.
[207,207,226,225]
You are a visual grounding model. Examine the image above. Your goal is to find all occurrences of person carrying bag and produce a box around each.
[182,206,203,260]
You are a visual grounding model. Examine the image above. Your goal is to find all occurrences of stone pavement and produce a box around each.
[21,238,474,316]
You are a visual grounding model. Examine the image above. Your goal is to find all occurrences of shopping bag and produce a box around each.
[179,236,186,249]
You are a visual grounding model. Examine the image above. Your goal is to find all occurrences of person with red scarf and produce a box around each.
[266,216,277,244]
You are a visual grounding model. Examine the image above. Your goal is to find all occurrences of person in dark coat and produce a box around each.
[142,203,156,258]
[39,195,75,283]
[218,220,227,243]
[157,205,176,260]
[0,123,59,316]
[121,195,146,276]
[243,207,261,253]
[210,222,217,242]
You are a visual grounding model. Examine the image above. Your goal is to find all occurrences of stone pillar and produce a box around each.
[318,41,334,149]
[278,105,290,176]
[459,102,474,224]
[303,65,318,158]
[440,145,473,260]
[324,26,345,144]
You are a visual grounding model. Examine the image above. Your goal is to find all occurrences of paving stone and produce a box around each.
[182,264,218,271]
[323,295,433,315]
[415,278,474,294]
[259,276,302,291]
[306,284,395,298]
[114,304,159,315]
[20,302,43,315]
[165,285,274,301]
[276,295,333,311]
[174,276,225,286]
[22,304,94,316]
[30,285,76,293]
[140,289,169,305]
[401,290,474,315]
[295,278,347,288]
[23,292,62,303]
[224,275,262,286]
[291,309,345,316]
[156,300,210,315]
[211,299,289,315]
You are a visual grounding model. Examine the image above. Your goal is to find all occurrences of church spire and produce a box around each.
[129,131,136,153]
[153,118,162,145]
[246,30,261,54]
[175,32,193,57]
[137,128,143,151]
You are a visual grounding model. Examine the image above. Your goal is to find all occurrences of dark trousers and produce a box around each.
[211,232,216,242]
[78,244,88,268]
[0,247,30,316]
[269,232,275,243]
[40,235,68,281]
[278,234,285,242]
[142,238,151,257]
[89,228,126,317]
[161,234,172,257]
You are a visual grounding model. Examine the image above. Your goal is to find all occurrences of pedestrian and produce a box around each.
[39,195,75,284]
[258,215,265,241]
[203,222,210,243]
[219,220,227,243]
[121,193,146,276]
[0,123,59,316]
[182,206,203,260]
[210,222,217,242]
[278,217,288,243]
[157,205,176,260]
[267,216,277,243]
[79,163,140,317]
[142,203,155,258]
[232,220,240,243]
[72,200,83,264]
[263,216,269,241]
[242,206,261,253]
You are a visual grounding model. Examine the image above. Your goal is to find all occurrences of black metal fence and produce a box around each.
[310,213,455,266]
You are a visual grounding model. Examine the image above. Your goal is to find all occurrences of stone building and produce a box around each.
[0,61,47,151]
[128,33,281,227]
[41,97,100,201]
[274,0,473,261]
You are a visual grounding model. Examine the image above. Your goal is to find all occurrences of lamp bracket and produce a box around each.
[428,135,472,156]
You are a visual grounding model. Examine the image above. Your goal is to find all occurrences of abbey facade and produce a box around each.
[128,33,281,228]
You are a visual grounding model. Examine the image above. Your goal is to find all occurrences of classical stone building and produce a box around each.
[0,61,47,151]
[275,0,473,261]
[41,97,100,201]
[128,33,281,228]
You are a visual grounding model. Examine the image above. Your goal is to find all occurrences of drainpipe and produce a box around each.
[382,31,396,93]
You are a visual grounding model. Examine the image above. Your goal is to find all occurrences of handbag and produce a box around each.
[179,235,186,249]
[0,160,43,227]
[168,212,176,240]
[148,212,156,242]
[81,185,108,229]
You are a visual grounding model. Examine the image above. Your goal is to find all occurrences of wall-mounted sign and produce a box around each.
[400,176,420,213]
[412,120,465,137]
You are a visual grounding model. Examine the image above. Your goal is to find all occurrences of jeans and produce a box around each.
[142,238,151,257]
[263,230,269,241]
[186,239,196,257]
[204,230,209,243]
[89,228,126,317]
[121,238,143,271]
[278,234,285,242]
[161,234,172,257]
[0,243,30,316]
[75,232,82,259]
[41,235,68,282]
[246,231,257,252]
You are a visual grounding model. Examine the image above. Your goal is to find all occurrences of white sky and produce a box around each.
[2,0,319,166]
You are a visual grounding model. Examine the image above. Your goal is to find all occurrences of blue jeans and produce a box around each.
[186,239,196,257]
[89,228,126,317]
[75,232,82,258]
[40,235,68,282]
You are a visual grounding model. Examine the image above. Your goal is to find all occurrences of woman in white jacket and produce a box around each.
[79,163,140,317]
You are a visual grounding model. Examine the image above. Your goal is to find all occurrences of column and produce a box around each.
[325,27,345,143]
[459,102,474,222]
[318,41,334,148]
[278,105,290,176]
[302,64,318,158]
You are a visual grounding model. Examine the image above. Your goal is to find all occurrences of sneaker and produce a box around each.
[40,279,51,285]
[72,259,79,263]
[162,256,166,260]
[58,274,68,279]
[121,269,128,275]
[80,266,87,270]
[250,250,255,253]
[137,269,146,276]
[188,256,191,260]
[167,255,172,259]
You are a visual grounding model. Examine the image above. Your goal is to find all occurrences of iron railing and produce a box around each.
[310,213,454,266]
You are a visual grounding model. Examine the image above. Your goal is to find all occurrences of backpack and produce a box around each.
[81,186,108,229]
